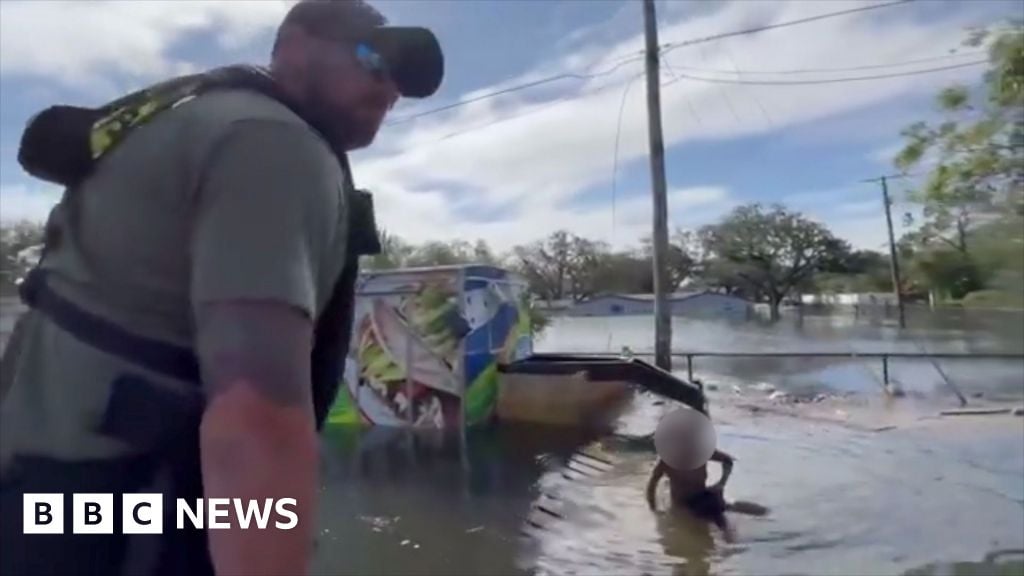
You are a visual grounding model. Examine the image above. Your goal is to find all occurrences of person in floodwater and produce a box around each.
[646,408,768,536]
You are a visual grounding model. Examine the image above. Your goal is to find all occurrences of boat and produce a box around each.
[325,264,707,431]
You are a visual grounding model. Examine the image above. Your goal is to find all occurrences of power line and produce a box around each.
[610,72,647,242]
[665,50,986,76]
[385,52,645,126]
[659,0,916,56]
[385,0,916,126]
[661,59,987,86]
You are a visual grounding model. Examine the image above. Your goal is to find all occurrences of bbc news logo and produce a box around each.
[24,494,298,534]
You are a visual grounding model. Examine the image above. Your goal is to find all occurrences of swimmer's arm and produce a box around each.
[710,449,735,491]
[646,459,668,510]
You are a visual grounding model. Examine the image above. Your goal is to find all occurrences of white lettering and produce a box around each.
[208,498,231,529]
[275,498,298,530]
[233,498,273,529]
[176,499,204,530]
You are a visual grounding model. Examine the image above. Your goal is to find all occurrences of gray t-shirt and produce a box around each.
[0,88,350,469]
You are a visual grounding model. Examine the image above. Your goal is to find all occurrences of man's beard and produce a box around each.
[302,76,375,152]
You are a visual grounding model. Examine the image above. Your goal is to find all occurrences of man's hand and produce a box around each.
[196,301,319,576]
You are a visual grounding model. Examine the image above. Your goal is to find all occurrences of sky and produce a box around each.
[0,0,1020,255]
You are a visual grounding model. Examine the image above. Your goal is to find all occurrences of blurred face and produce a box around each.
[291,35,399,150]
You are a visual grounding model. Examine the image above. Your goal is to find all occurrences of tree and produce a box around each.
[591,250,651,294]
[699,204,842,321]
[911,248,984,300]
[895,23,1024,253]
[1,220,46,295]
[363,229,415,270]
[638,229,698,290]
[363,234,498,270]
[511,230,609,302]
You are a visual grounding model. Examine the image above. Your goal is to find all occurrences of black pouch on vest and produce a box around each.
[98,374,204,452]
[18,106,103,187]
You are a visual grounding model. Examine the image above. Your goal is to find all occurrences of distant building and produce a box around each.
[800,292,898,306]
[562,292,751,321]
[533,298,574,313]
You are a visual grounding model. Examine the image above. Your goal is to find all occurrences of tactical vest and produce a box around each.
[16,64,379,427]
[0,66,379,576]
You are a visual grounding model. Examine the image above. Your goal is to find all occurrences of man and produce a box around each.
[0,1,443,575]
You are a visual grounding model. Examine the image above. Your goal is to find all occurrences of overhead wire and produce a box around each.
[660,60,987,87]
[610,72,647,243]
[659,0,916,57]
[384,0,918,126]
[385,52,645,126]
[666,50,986,76]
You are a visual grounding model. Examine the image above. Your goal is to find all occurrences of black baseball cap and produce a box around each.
[279,0,444,99]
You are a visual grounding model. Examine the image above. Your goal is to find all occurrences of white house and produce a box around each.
[800,292,898,306]
[563,292,751,321]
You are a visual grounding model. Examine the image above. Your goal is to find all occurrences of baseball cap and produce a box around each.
[279,0,444,99]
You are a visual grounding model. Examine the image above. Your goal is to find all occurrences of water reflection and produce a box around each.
[313,423,606,576]
[652,510,718,576]
[305,310,1024,576]
[309,395,1024,576]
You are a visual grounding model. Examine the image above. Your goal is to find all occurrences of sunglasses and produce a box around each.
[354,43,390,83]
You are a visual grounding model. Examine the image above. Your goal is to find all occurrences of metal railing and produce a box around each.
[569,350,1024,389]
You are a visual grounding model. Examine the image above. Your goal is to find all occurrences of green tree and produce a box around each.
[638,229,699,291]
[895,23,1024,252]
[591,250,650,294]
[511,231,609,302]
[911,248,985,301]
[699,204,842,320]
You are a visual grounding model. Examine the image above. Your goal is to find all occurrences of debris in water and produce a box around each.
[753,382,776,393]
[414,544,420,549]
[940,407,1014,416]
[769,390,788,402]
[372,527,382,533]
[466,526,484,533]
[401,540,411,546]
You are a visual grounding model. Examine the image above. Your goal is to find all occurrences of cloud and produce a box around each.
[0,0,291,90]
[0,0,998,255]
[869,140,906,168]
[353,0,987,249]
[0,184,61,224]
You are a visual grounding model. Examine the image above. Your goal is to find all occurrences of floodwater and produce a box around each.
[310,309,1024,576]
[3,304,1024,575]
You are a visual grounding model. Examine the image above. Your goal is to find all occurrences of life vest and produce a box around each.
[0,65,380,576]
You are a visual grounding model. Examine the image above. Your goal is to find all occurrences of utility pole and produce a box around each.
[864,175,907,329]
[642,0,672,371]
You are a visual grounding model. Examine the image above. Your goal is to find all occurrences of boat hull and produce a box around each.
[496,354,706,428]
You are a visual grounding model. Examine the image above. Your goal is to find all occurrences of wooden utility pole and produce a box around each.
[865,175,907,329]
[642,0,672,370]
